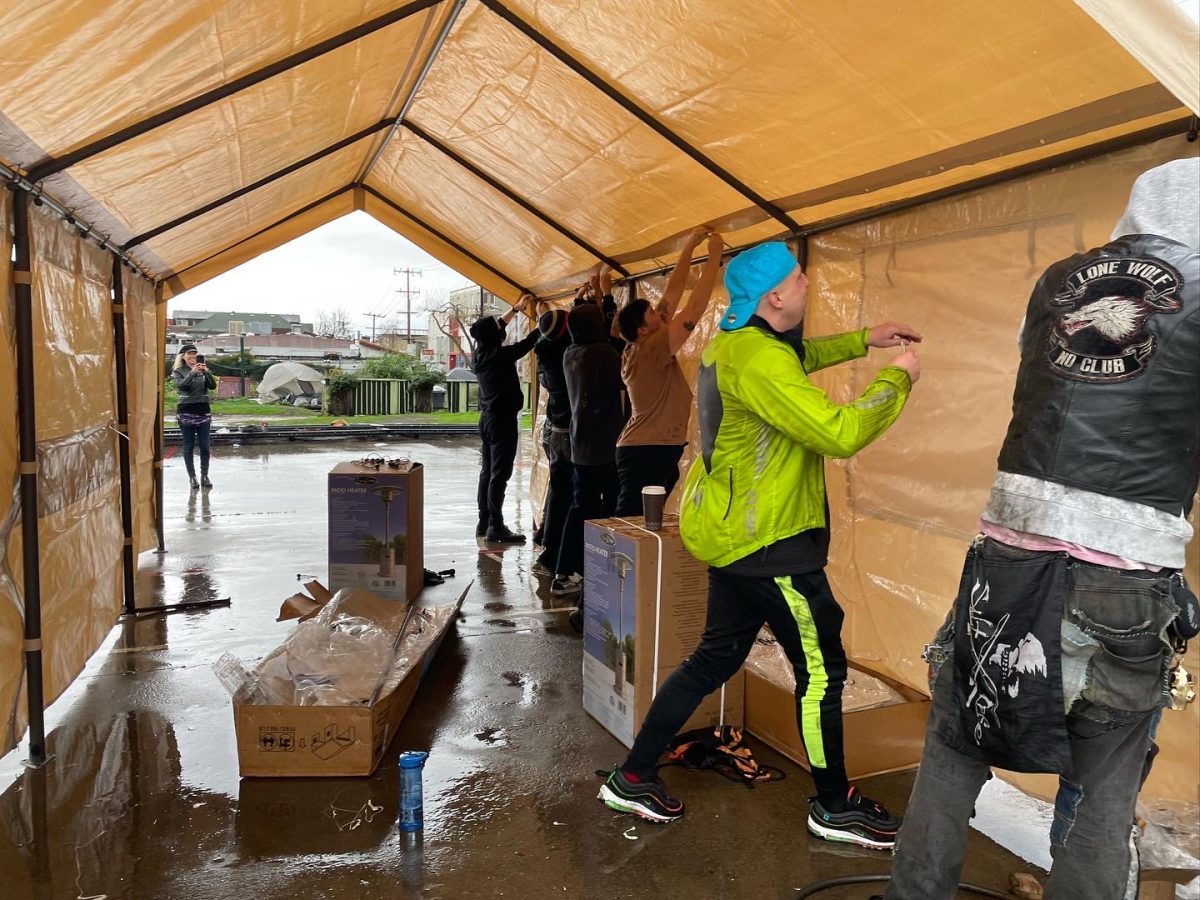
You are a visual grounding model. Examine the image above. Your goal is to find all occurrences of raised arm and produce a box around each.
[660,226,709,320]
[667,231,724,355]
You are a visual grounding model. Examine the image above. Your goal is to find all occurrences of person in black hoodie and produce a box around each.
[551,303,625,611]
[469,294,538,543]
[532,308,573,576]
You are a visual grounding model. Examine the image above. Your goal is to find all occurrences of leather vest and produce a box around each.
[997,234,1200,517]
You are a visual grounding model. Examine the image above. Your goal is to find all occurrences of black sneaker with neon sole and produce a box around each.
[806,787,901,850]
[597,768,683,823]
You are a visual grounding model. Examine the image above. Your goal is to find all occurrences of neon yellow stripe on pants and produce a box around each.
[775,576,828,768]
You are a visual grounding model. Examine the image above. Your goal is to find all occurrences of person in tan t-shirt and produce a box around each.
[614,227,724,515]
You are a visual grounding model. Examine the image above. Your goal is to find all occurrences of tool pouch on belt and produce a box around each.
[937,538,1072,774]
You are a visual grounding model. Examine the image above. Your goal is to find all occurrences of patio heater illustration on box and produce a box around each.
[612,552,634,699]
[367,485,400,592]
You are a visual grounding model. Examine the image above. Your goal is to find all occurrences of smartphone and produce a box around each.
[195,354,206,363]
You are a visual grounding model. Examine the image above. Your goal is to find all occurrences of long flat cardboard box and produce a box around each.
[744,638,929,780]
[234,585,467,777]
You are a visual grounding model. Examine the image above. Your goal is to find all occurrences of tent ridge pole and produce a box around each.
[9,187,48,767]
[110,256,138,614]
[360,0,470,182]
[358,183,531,295]
[123,117,399,251]
[401,119,630,276]
[24,0,443,183]
[478,0,801,234]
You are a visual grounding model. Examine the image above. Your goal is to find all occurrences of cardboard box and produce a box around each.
[743,636,930,779]
[233,586,465,777]
[328,461,423,602]
[582,516,743,748]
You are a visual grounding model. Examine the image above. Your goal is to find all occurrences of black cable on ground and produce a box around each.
[793,873,1012,899]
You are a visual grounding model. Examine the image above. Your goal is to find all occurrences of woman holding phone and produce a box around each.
[172,343,217,490]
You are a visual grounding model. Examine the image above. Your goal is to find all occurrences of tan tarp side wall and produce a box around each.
[0,191,22,751]
[124,273,159,553]
[23,205,123,746]
[801,137,1199,806]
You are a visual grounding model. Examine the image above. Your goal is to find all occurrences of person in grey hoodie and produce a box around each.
[172,344,218,490]
[886,156,1200,900]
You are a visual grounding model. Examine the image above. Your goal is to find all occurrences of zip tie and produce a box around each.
[24,639,42,652]
[19,462,37,475]
[13,270,31,285]
[107,424,130,441]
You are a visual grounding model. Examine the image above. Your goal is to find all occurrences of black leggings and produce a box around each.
[624,566,849,800]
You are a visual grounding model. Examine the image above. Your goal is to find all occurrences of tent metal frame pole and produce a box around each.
[10,187,49,768]
[402,119,630,276]
[478,0,801,235]
[796,118,1196,239]
[153,285,165,553]
[24,0,443,184]
[1,162,154,281]
[359,183,532,296]
[360,0,469,181]
[110,257,137,614]
[124,118,399,250]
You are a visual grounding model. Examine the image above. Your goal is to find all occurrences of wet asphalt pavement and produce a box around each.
[0,435,1042,899]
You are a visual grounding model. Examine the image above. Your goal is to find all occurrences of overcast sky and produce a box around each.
[168,211,474,335]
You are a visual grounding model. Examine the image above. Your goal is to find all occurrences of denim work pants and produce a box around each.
[886,546,1176,900]
[179,417,212,480]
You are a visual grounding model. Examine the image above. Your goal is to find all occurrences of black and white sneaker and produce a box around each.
[598,768,683,823]
[807,787,901,850]
[550,573,582,596]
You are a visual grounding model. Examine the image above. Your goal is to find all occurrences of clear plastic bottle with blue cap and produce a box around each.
[398,751,429,832]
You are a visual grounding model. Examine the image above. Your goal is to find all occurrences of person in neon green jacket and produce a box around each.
[598,241,922,851]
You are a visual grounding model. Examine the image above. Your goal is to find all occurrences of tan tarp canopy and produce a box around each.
[0,0,1197,814]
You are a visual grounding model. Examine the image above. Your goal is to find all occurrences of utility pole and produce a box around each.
[393,267,421,351]
[363,312,384,342]
[239,332,246,397]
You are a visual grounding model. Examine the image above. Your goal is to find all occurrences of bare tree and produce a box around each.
[315,306,354,339]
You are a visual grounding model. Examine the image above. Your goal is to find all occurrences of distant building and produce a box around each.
[168,309,314,337]
[166,333,386,373]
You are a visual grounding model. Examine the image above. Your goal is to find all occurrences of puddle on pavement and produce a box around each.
[472,727,507,745]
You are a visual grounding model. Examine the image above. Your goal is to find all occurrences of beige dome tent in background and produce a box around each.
[0,0,1196,820]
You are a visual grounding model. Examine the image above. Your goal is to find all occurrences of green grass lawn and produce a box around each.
[163,403,531,429]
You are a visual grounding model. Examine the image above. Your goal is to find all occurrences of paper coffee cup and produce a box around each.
[642,485,666,531]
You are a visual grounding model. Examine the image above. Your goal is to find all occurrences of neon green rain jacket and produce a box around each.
[679,325,911,568]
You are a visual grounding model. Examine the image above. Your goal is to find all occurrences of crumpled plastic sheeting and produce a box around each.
[746,627,909,712]
[228,590,457,707]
